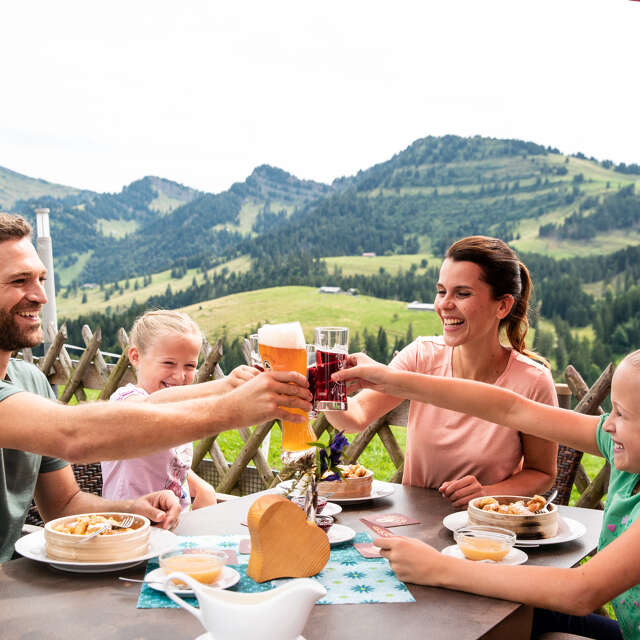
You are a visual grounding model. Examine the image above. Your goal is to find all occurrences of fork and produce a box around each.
[77,515,135,543]
[112,515,135,529]
[535,489,558,514]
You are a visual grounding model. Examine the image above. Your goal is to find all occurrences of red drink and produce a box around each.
[314,349,347,410]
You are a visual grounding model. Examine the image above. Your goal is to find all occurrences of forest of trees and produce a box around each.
[539,185,639,240]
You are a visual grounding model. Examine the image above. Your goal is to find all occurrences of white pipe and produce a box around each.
[35,208,57,351]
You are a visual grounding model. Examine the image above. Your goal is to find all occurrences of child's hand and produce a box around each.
[439,475,484,507]
[226,365,260,391]
[132,490,181,530]
[374,535,444,585]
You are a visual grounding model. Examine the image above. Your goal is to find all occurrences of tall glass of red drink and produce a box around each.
[314,326,349,411]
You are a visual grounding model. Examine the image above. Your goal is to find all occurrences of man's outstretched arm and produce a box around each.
[1,370,312,462]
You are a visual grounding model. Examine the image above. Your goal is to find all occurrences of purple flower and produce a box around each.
[319,448,329,476]
[330,431,349,466]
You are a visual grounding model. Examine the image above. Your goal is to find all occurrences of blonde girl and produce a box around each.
[101,310,254,511]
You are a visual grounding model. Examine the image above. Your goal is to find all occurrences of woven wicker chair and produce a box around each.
[24,462,103,527]
[551,444,584,506]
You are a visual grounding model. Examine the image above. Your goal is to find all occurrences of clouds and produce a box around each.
[1,0,638,194]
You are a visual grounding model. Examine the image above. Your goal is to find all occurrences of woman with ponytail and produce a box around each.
[325,236,557,506]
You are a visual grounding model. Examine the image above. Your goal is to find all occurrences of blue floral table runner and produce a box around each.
[137,533,415,608]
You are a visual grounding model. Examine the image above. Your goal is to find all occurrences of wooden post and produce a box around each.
[237,427,276,487]
[195,338,224,383]
[192,436,229,479]
[98,329,131,401]
[82,325,109,385]
[38,324,67,378]
[56,334,87,404]
[565,364,614,509]
[59,328,102,403]
[217,421,276,494]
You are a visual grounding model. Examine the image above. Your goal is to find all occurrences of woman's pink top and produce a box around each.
[389,336,558,488]
[100,384,193,512]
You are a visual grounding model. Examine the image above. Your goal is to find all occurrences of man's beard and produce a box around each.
[0,306,43,351]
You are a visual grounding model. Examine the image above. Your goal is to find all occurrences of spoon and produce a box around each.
[536,488,558,514]
[119,576,164,585]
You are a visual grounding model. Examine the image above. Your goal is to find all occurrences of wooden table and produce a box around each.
[0,485,603,640]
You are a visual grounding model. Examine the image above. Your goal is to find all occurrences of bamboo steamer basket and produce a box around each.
[467,496,558,539]
[318,469,373,499]
[44,512,150,562]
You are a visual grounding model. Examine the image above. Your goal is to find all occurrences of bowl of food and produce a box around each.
[454,525,516,562]
[44,512,150,562]
[318,464,373,499]
[467,495,558,539]
[159,548,227,585]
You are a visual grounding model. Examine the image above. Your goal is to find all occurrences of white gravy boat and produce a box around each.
[165,572,326,640]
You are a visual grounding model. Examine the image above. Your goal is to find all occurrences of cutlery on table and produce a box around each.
[536,489,558,514]
[77,514,135,543]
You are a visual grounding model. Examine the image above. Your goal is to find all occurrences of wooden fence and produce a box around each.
[17,323,611,507]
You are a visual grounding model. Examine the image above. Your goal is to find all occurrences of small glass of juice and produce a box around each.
[159,548,227,585]
[453,526,515,562]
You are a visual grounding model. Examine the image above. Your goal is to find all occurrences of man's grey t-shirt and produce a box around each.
[0,359,68,562]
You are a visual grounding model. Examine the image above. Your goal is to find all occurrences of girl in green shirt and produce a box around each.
[334,350,640,639]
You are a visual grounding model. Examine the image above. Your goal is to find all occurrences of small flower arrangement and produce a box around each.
[313,430,349,483]
[280,430,349,520]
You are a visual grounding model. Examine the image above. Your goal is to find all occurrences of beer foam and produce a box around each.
[258,322,305,348]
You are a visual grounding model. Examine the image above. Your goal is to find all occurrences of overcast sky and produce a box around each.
[1,1,638,195]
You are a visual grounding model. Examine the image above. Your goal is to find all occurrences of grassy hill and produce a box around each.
[57,255,252,319]
[0,165,85,209]
[180,285,442,345]
[57,252,442,319]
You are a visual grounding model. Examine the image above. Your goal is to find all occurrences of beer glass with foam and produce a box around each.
[257,322,316,458]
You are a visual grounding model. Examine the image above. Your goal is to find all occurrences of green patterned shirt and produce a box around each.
[596,414,640,639]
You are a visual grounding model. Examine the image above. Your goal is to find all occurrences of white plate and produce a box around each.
[327,524,356,545]
[321,502,342,517]
[15,527,179,573]
[277,480,394,505]
[329,481,395,504]
[442,511,587,547]
[145,566,240,595]
[441,544,528,565]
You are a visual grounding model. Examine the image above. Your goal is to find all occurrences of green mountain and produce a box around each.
[262,134,639,260]
[0,165,87,209]
[6,135,640,287]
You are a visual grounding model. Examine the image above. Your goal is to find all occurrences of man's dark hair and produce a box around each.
[0,213,32,243]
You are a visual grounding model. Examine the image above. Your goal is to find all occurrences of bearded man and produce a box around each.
[0,213,312,561]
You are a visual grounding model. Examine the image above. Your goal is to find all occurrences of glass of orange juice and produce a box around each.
[159,548,227,585]
[257,322,317,463]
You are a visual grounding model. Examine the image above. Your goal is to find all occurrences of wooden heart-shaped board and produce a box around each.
[247,494,330,583]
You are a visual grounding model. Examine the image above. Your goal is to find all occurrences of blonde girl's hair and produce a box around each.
[445,235,550,368]
[129,309,202,354]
